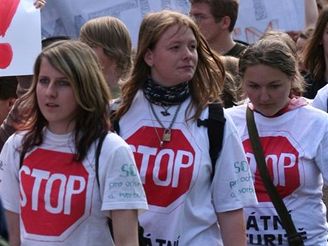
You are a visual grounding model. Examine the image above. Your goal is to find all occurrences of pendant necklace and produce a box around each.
[149,102,182,146]
[160,105,171,116]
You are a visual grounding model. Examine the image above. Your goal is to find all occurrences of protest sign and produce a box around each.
[0,0,41,76]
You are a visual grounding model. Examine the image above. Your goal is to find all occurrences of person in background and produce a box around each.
[312,83,328,111]
[226,38,328,245]
[0,76,18,244]
[296,27,314,75]
[112,9,257,245]
[302,6,328,99]
[0,40,147,246]
[79,16,133,99]
[189,0,246,58]
[220,55,243,106]
[0,77,17,125]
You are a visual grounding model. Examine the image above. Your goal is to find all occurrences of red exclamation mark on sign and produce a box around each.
[0,0,20,69]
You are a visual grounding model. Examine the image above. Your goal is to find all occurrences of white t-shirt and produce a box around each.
[226,103,328,245]
[312,84,328,112]
[118,91,257,245]
[0,129,148,246]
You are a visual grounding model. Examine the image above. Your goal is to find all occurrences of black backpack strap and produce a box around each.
[95,132,107,188]
[197,103,226,180]
[94,131,148,245]
[112,120,120,135]
[109,98,121,135]
[94,132,116,239]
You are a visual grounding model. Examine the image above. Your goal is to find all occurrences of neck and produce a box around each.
[209,33,235,55]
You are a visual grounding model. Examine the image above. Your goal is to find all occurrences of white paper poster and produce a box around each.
[0,0,42,76]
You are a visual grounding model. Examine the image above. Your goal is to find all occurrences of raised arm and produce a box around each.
[305,0,319,28]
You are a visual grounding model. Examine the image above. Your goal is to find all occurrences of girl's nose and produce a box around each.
[260,88,270,102]
[45,82,57,97]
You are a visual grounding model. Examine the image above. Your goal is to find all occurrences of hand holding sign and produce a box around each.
[0,0,20,69]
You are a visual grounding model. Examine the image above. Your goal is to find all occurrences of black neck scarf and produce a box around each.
[143,77,190,106]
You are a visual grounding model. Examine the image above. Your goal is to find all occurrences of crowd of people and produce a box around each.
[1,0,328,245]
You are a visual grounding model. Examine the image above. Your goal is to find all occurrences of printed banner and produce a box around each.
[40,0,305,46]
[41,0,190,47]
[234,0,305,44]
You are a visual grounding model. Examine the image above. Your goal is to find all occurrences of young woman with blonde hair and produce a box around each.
[0,40,147,246]
[113,10,257,245]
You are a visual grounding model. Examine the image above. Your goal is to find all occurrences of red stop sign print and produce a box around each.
[0,0,20,69]
[243,136,300,202]
[20,148,89,236]
[126,126,195,207]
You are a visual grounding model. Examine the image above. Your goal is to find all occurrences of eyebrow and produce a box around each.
[246,80,282,84]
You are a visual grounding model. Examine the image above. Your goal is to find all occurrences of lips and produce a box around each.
[179,65,195,71]
[46,103,59,107]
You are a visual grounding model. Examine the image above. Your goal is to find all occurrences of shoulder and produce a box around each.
[299,104,328,124]
[226,41,247,58]
[105,131,127,144]
[4,131,26,147]
[315,84,328,98]
[225,104,247,120]
[312,85,328,111]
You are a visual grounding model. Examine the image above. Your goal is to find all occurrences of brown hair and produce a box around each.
[17,40,111,161]
[189,0,239,32]
[115,10,225,121]
[239,39,305,97]
[80,16,132,81]
[303,6,328,81]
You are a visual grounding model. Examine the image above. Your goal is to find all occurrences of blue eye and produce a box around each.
[57,80,70,86]
[248,84,259,89]
[38,78,49,85]
[269,84,281,89]
[170,45,179,50]
[190,44,197,50]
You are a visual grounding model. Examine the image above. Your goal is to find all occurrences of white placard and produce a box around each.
[234,0,304,43]
[40,0,306,47]
[0,0,42,76]
[41,0,190,47]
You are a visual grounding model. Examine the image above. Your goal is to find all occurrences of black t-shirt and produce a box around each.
[225,42,247,58]
[303,73,327,99]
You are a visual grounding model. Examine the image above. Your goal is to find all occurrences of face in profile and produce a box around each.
[243,64,292,116]
[36,57,78,134]
[144,24,198,87]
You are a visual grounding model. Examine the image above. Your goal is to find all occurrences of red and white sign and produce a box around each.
[243,136,300,202]
[20,148,88,236]
[127,126,195,207]
[0,0,41,76]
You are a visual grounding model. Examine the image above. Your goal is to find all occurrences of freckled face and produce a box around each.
[36,58,78,134]
[243,64,292,116]
[144,24,198,87]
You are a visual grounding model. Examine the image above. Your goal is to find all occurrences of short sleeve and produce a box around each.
[212,114,258,212]
[0,134,21,213]
[98,134,148,212]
